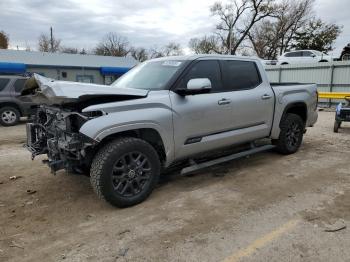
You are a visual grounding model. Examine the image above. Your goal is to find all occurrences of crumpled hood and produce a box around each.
[21,73,149,105]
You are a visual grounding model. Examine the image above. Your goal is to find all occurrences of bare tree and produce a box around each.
[60,47,79,54]
[0,31,9,49]
[38,33,61,52]
[189,35,223,54]
[148,47,164,59]
[247,20,280,59]
[211,0,276,55]
[147,42,183,58]
[274,0,314,55]
[94,33,130,57]
[248,0,314,58]
[80,48,87,55]
[130,47,148,62]
[162,42,184,56]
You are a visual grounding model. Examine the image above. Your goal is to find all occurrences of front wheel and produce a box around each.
[273,113,304,155]
[90,137,160,207]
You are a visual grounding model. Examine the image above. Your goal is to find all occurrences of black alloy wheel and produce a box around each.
[111,152,152,197]
[90,137,161,207]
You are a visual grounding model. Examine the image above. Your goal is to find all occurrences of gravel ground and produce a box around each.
[0,111,350,262]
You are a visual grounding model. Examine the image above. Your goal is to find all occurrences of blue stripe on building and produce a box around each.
[0,62,26,74]
[100,67,131,75]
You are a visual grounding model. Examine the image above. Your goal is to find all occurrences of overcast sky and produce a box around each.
[1,0,349,56]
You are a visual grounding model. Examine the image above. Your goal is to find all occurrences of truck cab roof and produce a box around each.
[150,54,261,62]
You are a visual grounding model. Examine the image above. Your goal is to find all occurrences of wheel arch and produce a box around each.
[93,128,167,165]
[0,102,23,116]
[281,102,307,126]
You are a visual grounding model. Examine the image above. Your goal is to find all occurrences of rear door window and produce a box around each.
[286,52,302,57]
[221,60,262,91]
[302,51,313,57]
[0,78,10,92]
[13,79,27,93]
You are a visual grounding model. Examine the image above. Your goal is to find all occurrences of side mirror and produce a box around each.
[176,78,212,96]
[311,54,316,57]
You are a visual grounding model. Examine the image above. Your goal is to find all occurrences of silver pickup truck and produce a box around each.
[23,55,318,207]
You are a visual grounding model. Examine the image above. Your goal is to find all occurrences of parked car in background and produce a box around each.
[0,75,35,126]
[259,59,278,66]
[340,44,350,61]
[278,50,332,65]
[24,55,318,207]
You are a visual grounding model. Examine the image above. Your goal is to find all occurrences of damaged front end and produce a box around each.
[22,74,148,174]
[26,106,99,173]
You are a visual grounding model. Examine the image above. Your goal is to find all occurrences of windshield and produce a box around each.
[111,60,185,90]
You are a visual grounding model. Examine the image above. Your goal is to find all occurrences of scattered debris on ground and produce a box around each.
[9,175,22,180]
[1,112,350,261]
[324,220,347,232]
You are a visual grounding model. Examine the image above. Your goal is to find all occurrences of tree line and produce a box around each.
[0,0,342,61]
[190,0,342,59]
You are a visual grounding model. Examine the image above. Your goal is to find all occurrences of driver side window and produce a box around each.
[178,60,223,92]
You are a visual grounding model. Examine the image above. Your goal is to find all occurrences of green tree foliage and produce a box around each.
[293,19,342,53]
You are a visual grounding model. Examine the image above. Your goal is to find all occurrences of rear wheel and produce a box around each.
[274,113,304,154]
[334,120,341,133]
[0,106,20,126]
[90,137,160,207]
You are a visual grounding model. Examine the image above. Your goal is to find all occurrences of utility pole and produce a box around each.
[50,27,53,52]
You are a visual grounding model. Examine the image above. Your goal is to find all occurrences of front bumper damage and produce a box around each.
[21,74,147,174]
[25,107,97,174]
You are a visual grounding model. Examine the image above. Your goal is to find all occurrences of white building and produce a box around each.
[0,49,137,85]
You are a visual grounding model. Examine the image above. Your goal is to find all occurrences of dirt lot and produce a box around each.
[1,111,350,262]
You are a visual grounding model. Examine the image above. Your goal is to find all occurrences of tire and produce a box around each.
[274,113,304,155]
[334,120,341,133]
[0,106,20,126]
[90,137,161,207]
[341,52,350,61]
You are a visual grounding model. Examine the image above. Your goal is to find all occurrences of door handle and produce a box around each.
[261,94,272,100]
[218,98,231,105]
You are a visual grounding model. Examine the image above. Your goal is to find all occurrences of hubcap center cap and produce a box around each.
[128,170,136,179]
